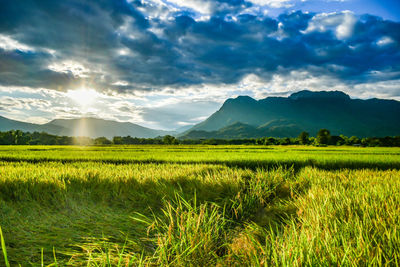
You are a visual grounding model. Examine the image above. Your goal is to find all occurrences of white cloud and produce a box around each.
[303,11,356,39]
[112,80,130,86]
[163,0,212,14]
[48,60,90,78]
[246,70,400,101]
[353,79,400,100]
[0,34,35,52]
[156,0,296,15]
[376,36,395,46]
[163,0,299,15]
[336,11,356,39]
[247,0,294,8]
[139,0,180,20]
[25,116,50,124]
[0,96,52,112]
[116,48,132,56]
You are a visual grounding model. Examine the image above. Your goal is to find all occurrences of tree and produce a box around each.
[94,137,112,145]
[264,137,277,145]
[163,135,178,145]
[0,131,14,145]
[256,138,265,145]
[279,137,291,145]
[113,136,123,144]
[348,136,360,145]
[316,129,331,146]
[298,131,309,145]
[331,135,344,146]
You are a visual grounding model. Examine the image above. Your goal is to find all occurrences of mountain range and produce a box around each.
[1,90,400,139]
[181,90,400,138]
[0,117,175,139]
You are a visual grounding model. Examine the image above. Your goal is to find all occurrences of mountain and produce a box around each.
[0,116,174,138]
[45,118,176,138]
[175,124,195,133]
[182,90,400,138]
[0,116,66,134]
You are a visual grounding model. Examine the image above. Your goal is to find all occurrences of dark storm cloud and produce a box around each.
[0,0,399,92]
[0,49,81,89]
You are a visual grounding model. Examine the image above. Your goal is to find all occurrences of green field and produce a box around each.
[0,145,399,266]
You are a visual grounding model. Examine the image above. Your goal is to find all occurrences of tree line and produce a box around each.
[0,129,399,147]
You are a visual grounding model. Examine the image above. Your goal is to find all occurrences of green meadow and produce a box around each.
[0,145,399,266]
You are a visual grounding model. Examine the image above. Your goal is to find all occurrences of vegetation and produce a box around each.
[316,128,331,145]
[298,131,310,145]
[1,130,400,147]
[0,145,399,265]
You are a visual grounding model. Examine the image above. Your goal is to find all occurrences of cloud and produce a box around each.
[0,0,399,94]
[155,0,251,16]
[0,96,52,113]
[304,11,356,39]
[248,0,294,8]
[0,34,35,52]
[162,0,214,14]
[48,61,90,78]
[376,36,395,46]
[138,100,221,129]
[244,70,400,100]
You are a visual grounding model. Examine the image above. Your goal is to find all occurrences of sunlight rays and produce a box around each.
[66,88,99,108]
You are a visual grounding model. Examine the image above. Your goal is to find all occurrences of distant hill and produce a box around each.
[182,90,400,138]
[0,116,174,138]
[0,116,66,134]
[46,118,176,138]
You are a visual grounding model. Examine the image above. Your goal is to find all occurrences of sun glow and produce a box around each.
[66,88,99,107]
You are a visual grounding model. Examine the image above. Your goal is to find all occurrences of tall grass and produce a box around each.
[0,226,10,267]
[229,168,400,266]
[134,193,228,266]
[0,145,399,265]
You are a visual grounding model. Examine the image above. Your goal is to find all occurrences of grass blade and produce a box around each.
[0,226,10,267]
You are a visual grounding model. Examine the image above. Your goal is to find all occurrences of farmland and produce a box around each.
[0,145,399,266]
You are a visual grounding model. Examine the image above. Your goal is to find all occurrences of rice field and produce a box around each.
[0,145,399,266]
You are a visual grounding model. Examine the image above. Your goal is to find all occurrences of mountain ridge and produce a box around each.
[0,116,67,134]
[0,116,176,139]
[183,90,400,138]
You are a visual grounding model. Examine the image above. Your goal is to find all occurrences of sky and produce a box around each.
[0,0,399,130]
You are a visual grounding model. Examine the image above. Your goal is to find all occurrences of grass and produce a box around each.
[0,226,10,267]
[0,145,399,265]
